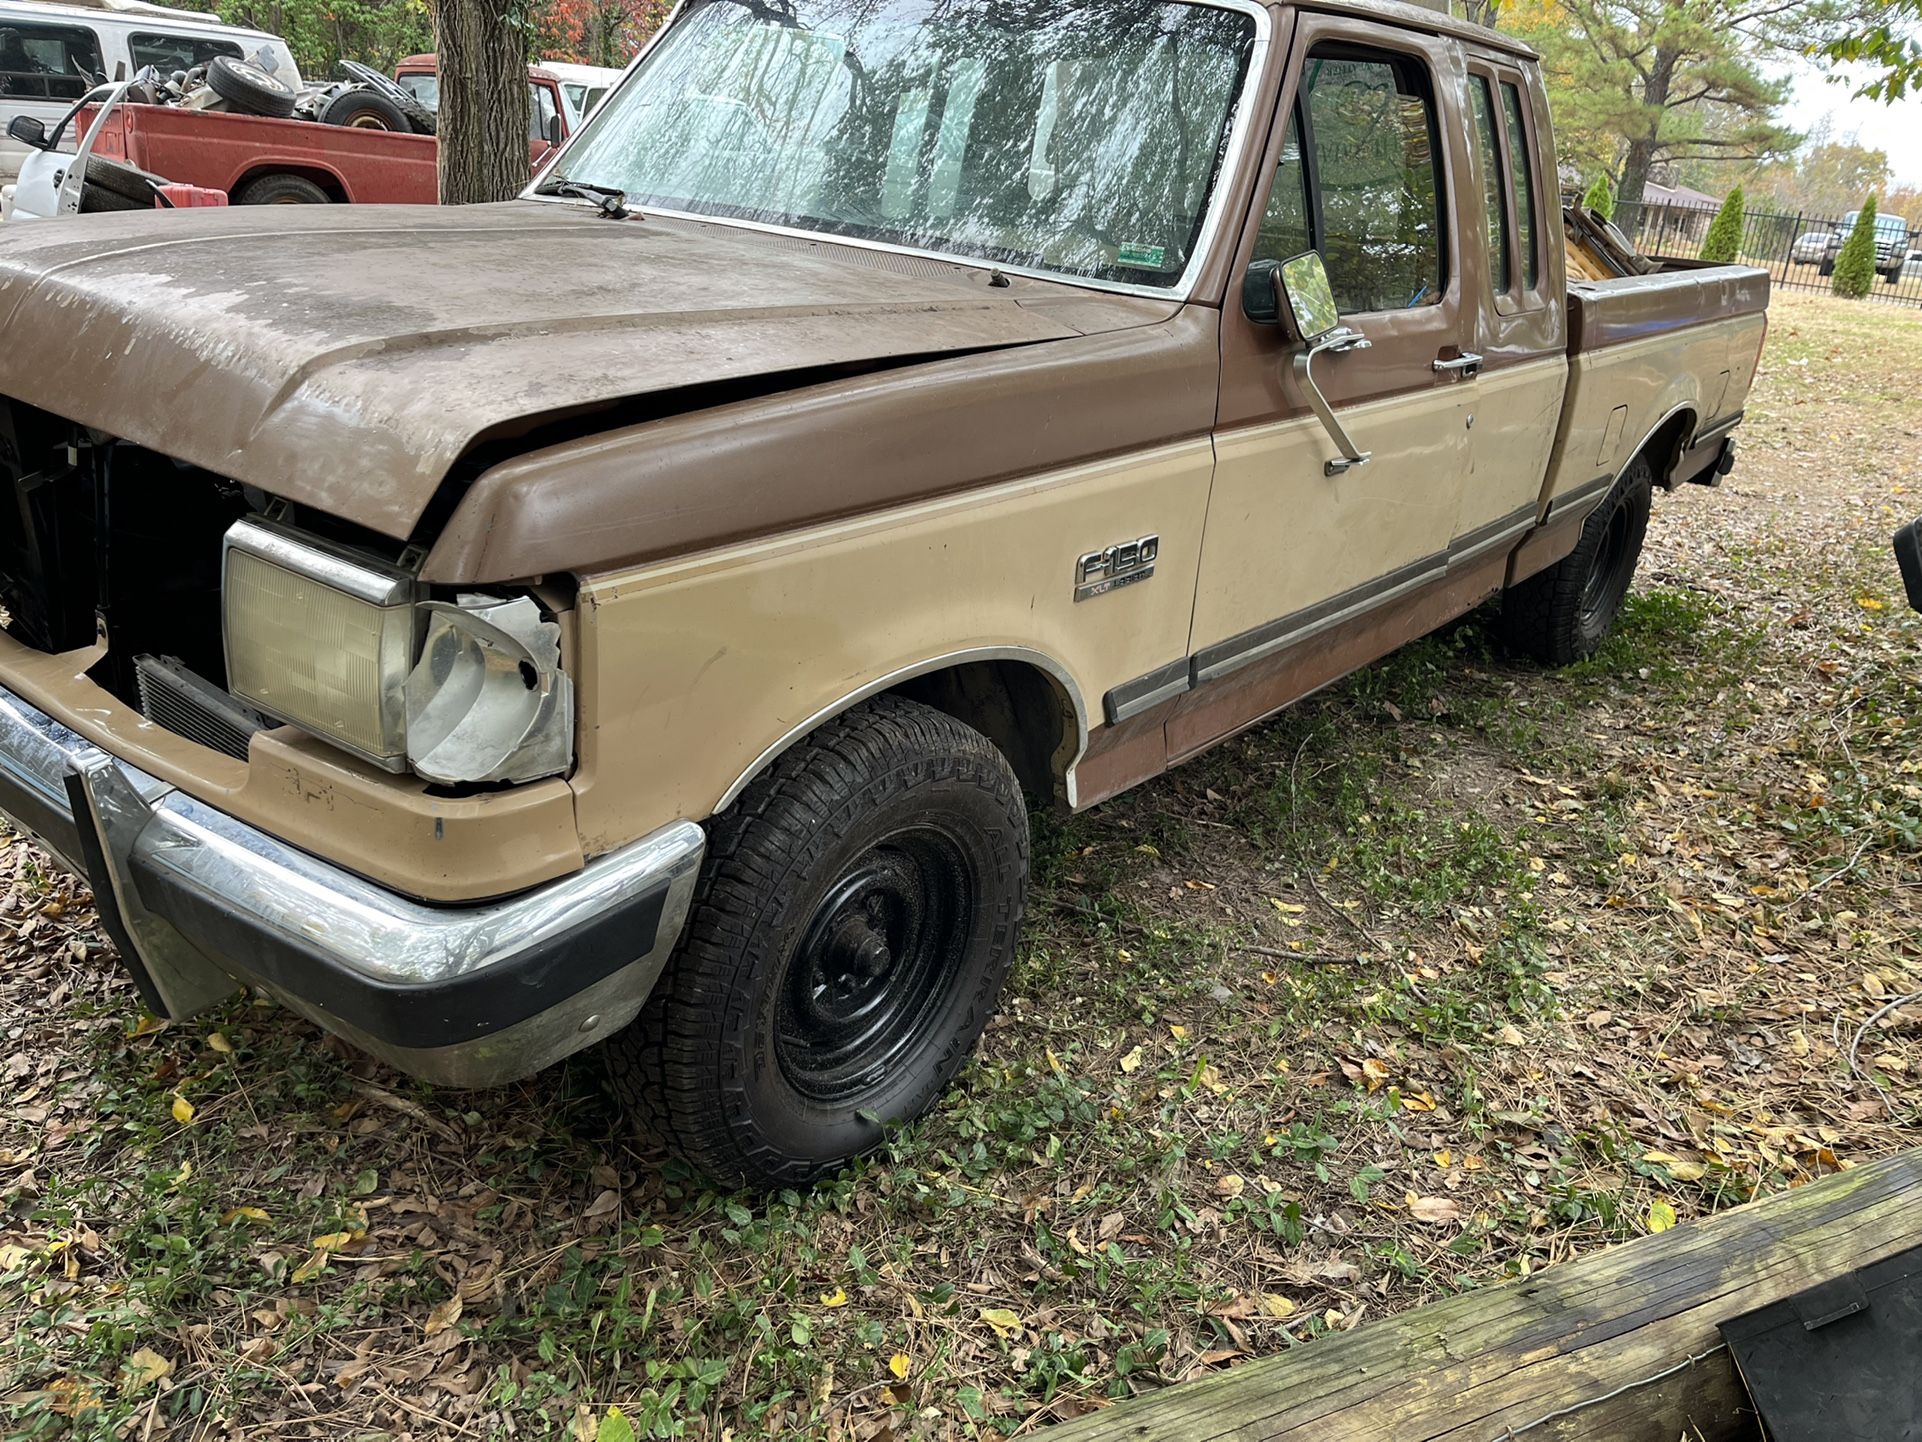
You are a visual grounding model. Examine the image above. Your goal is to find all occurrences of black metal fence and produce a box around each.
[1608,200,1922,309]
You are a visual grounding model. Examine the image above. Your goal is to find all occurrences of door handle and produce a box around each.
[1293,326,1373,476]
[1433,351,1484,378]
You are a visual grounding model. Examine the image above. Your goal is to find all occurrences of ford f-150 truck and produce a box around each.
[0,0,1766,1187]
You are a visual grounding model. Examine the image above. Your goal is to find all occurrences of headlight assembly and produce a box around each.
[221,521,573,785]
[404,595,573,785]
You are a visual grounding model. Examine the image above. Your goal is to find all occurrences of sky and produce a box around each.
[1779,59,1922,189]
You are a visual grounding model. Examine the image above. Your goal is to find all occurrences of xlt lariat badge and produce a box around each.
[1074,535,1158,602]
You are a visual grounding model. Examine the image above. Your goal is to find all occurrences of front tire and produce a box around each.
[1499,455,1652,666]
[605,696,1029,1189]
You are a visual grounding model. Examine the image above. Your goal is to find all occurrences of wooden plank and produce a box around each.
[1051,1150,1922,1442]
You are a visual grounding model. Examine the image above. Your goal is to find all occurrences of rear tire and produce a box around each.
[1498,455,1652,666]
[234,174,330,206]
[604,695,1029,1190]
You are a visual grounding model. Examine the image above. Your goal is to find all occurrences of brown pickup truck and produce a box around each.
[0,0,1765,1187]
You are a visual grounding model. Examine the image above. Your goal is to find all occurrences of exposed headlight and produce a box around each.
[221,522,573,784]
[223,522,421,771]
[404,595,573,785]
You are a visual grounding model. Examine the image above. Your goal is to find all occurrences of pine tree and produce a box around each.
[1582,174,1615,221]
[1699,186,1745,262]
[1831,195,1881,298]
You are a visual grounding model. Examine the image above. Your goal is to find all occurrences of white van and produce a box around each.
[0,0,299,180]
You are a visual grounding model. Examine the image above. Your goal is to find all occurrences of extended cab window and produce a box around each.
[1467,75,1509,293]
[1253,48,1446,314]
[128,31,244,73]
[1499,80,1540,290]
[0,21,103,101]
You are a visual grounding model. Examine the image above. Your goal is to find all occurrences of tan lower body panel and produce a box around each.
[570,438,1217,854]
[1542,317,1761,508]
[1193,385,1469,657]
[0,632,584,902]
[1078,547,1512,806]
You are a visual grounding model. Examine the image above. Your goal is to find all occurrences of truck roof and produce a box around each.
[397,52,563,83]
[1300,0,1539,59]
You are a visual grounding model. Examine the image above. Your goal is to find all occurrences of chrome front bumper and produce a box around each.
[0,683,704,1087]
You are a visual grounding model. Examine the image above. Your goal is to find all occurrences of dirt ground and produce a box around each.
[2,289,1919,1440]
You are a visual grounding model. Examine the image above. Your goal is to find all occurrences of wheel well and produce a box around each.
[886,659,1080,806]
[1639,408,1698,490]
[231,165,347,203]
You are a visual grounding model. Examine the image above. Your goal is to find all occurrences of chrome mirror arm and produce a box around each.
[1292,326,1372,476]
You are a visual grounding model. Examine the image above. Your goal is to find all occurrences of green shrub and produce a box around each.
[1831,195,1880,298]
[1582,174,1615,221]
[1699,186,1745,263]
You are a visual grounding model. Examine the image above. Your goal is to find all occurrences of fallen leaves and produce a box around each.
[1406,1195,1461,1225]
[169,1094,195,1126]
[122,1347,173,1389]
[978,1307,1022,1340]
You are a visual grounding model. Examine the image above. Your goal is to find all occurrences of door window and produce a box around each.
[1467,75,1510,294]
[1499,81,1540,290]
[1253,47,1447,315]
[128,32,243,74]
[0,21,104,101]
[529,81,560,142]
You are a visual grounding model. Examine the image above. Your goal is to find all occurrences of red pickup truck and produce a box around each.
[80,61,570,205]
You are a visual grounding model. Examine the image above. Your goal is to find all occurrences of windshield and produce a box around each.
[397,72,440,110]
[557,0,1258,289]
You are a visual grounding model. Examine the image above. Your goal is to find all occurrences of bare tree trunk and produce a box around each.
[438,0,529,206]
[1614,48,1675,216]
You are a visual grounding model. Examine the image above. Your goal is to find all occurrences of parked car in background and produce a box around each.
[1820,210,1912,283]
[0,0,299,180]
[1789,230,1833,265]
[542,60,624,129]
[393,54,571,149]
[12,57,570,208]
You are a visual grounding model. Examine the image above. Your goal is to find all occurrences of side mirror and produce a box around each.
[1274,250,1340,343]
[7,115,48,151]
[545,113,564,146]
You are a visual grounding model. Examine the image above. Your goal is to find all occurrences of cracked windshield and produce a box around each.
[559,0,1258,287]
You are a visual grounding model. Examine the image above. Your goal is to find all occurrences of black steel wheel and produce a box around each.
[605,696,1029,1189]
[1498,454,1652,666]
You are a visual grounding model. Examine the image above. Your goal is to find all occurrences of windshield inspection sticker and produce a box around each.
[1118,242,1167,268]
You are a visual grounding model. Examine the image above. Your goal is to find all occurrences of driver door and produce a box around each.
[1173,21,1473,758]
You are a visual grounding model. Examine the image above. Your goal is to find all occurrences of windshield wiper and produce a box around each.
[533,178,632,219]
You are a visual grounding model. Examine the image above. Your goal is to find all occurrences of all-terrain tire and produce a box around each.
[234,173,330,205]
[1498,454,1653,666]
[604,695,1029,1190]
[206,56,297,118]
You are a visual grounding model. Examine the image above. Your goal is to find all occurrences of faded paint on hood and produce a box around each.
[0,200,1162,540]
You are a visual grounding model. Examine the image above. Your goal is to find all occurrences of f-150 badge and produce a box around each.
[1075,535,1158,602]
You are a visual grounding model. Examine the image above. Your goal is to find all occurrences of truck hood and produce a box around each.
[0,201,1169,541]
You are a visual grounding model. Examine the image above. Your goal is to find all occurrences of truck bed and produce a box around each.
[82,103,441,205]
[1534,259,1770,537]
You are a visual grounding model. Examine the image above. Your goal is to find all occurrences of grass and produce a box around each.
[3,290,1922,1439]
